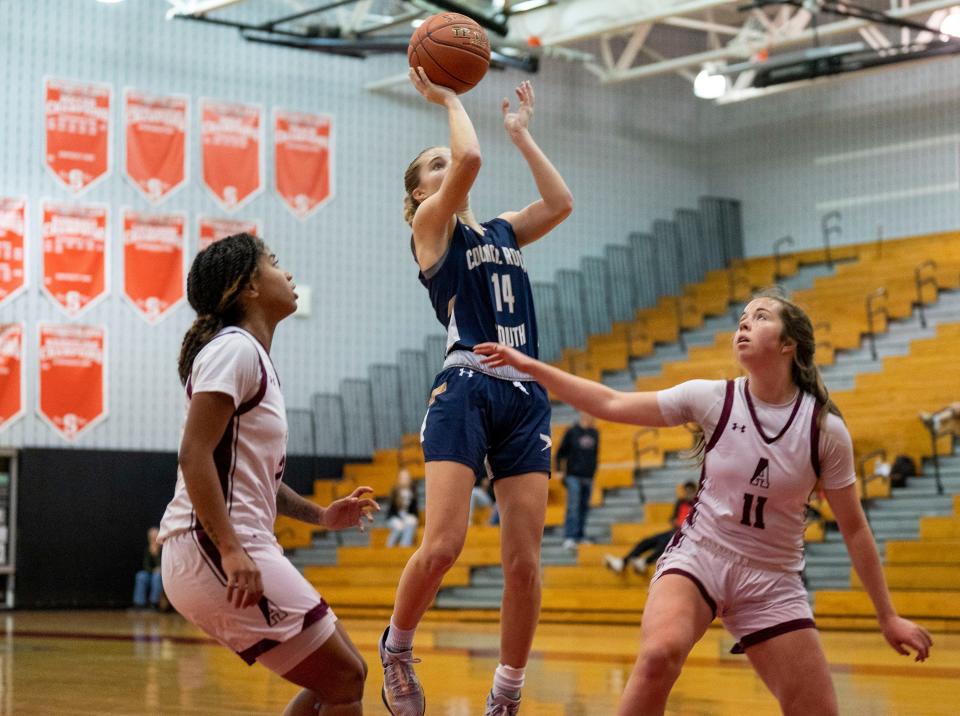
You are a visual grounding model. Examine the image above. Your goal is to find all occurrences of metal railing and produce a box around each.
[913,259,937,329]
[633,428,661,504]
[814,320,833,358]
[821,211,841,268]
[854,447,891,526]
[773,235,795,283]
[865,288,889,361]
[727,265,751,319]
[920,407,955,495]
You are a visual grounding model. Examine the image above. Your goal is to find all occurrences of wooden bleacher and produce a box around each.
[277,230,960,627]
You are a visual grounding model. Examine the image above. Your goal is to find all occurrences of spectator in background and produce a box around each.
[386,468,420,547]
[557,412,600,551]
[133,526,163,609]
[603,481,697,575]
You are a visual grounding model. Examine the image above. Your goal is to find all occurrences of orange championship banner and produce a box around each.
[38,324,106,441]
[42,202,108,317]
[201,99,262,211]
[123,210,185,323]
[0,198,27,307]
[198,216,260,251]
[0,324,25,432]
[44,77,111,193]
[274,109,333,218]
[124,90,188,203]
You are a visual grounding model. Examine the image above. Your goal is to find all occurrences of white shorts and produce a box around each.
[161,529,338,672]
[653,533,815,653]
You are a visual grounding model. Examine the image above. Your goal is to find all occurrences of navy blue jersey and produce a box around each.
[419,217,539,359]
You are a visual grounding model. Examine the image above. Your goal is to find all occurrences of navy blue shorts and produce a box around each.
[420,366,552,479]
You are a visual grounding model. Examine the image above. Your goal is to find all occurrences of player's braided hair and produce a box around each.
[177,233,264,385]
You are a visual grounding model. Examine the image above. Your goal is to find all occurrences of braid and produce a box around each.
[177,315,224,385]
[177,233,264,384]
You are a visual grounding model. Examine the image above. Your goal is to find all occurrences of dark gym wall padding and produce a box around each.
[14,448,356,608]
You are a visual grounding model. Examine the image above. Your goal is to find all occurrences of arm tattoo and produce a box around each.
[276,483,322,524]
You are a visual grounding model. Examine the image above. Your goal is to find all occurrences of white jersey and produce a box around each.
[657,377,855,572]
[159,327,287,543]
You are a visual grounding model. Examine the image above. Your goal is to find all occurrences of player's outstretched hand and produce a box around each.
[474,342,534,372]
[502,80,534,137]
[323,486,379,532]
[880,615,933,662]
[409,66,457,107]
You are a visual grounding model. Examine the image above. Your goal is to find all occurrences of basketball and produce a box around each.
[408,13,490,94]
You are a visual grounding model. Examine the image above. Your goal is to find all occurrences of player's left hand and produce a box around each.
[322,486,379,531]
[502,80,534,136]
[880,615,933,661]
[474,342,534,372]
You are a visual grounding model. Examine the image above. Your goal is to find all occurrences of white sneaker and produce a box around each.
[562,538,577,551]
[630,556,648,574]
[603,554,625,574]
[484,690,521,715]
[379,627,425,716]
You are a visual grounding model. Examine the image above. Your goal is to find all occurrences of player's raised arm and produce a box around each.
[406,67,481,270]
[496,81,573,247]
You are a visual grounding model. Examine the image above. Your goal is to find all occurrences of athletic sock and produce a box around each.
[385,618,416,652]
[492,663,525,700]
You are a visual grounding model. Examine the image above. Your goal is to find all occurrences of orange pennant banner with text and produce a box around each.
[201,100,262,211]
[198,216,260,252]
[124,90,188,203]
[38,324,107,441]
[44,77,111,193]
[0,198,27,307]
[42,202,108,317]
[123,210,185,323]
[275,109,333,218]
[0,324,24,432]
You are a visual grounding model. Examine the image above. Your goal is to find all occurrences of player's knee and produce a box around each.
[501,551,539,589]
[777,680,837,716]
[327,657,366,703]
[420,542,462,576]
[636,642,685,684]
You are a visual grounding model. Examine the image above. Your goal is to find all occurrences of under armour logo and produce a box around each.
[731,422,746,433]
[750,457,770,489]
[459,368,474,378]
[539,433,552,451]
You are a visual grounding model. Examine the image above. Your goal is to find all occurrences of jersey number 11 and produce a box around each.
[741,493,767,529]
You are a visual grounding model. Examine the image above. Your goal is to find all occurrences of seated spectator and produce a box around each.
[386,468,419,547]
[603,481,697,575]
[132,526,163,609]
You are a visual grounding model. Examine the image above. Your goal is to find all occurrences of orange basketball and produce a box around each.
[408,13,490,95]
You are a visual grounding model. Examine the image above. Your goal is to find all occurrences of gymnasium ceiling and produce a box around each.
[163,0,960,101]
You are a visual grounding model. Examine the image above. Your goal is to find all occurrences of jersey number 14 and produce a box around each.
[491,273,515,314]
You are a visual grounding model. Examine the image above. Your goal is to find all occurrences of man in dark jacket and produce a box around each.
[556,412,599,550]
